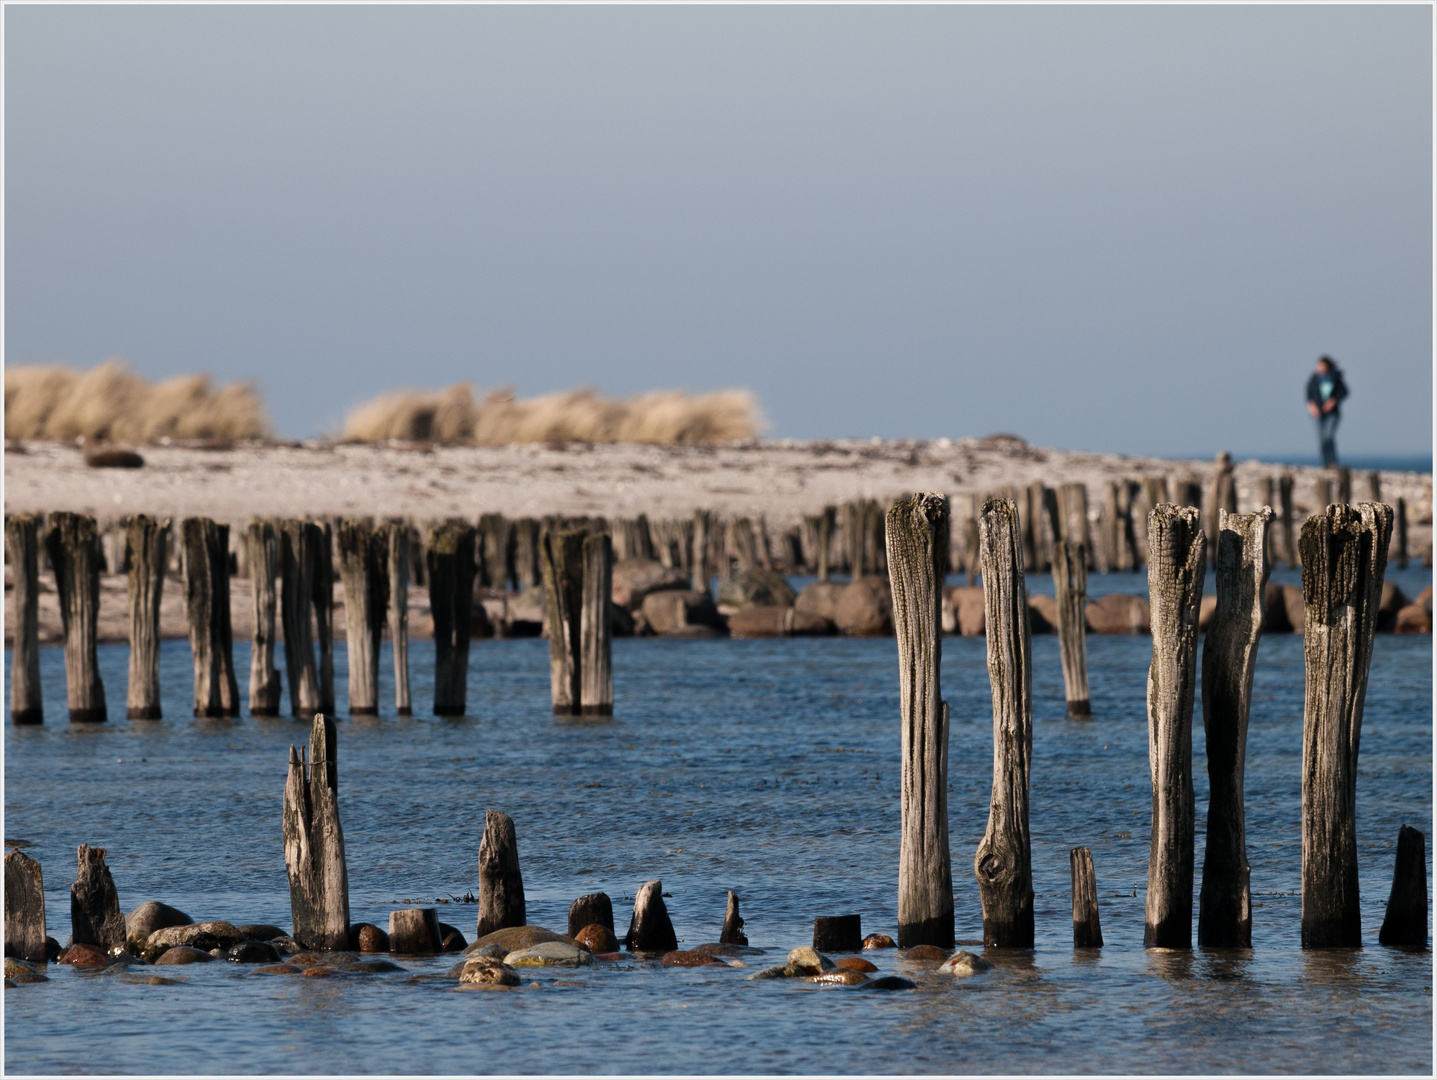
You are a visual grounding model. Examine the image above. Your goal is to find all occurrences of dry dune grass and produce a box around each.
[343,383,761,445]
[5,360,271,442]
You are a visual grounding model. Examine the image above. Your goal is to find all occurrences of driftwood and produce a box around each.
[625,879,678,952]
[71,843,125,949]
[386,520,411,715]
[427,520,477,716]
[1300,502,1392,947]
[312,520,336,715]
[246,519,282,716]
[813,915,861,952]
[338,518,389,715]
[45,512,107,722]
[1144,503,1205,948]
[886,493,953,949]
[580,531,614,715]
[283,714,350,950]
[476,810,526,938]
[6,514,44,724]
[1197,509,1271,948]
[720,891,747,945]
[280,520,323,718]
[976,497,1035,947]
[1070,846,1103,948]
[181,517,240,718]
[568,892,614,937]
[389,908,442,954]
[1051,540,1090,716]
[1378,826,1428,948]
[4,850,47,962]
[540,527,585,715]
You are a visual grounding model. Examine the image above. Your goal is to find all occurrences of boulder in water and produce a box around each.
[941,949,993,977]
[153,946,216,966]
[125,901,193,950]
[504,941,593,967]
[717,568,796,610]
[611,559,688,610]
[834,577,892,636]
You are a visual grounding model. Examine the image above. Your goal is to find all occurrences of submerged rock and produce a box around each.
[660,949,722,968]
[901,944,949,962]
[468,926,576,955]
[745,964,798,980]
[459,956,521,987]
[154,946,215,966]
[227,941,282,964]
[146,921,242,953]
[859,975,917,991]
[940,950,993,977]
[235,924,287,943]
[288,951,359,968]
[785,947,834,975]
[805,968,869,986]
[125,901,193,950]
[504,942,592,968]
[58,943,110,969]
[339,959,407,974]
[861,934,896,950]
[835,957,878,973]
[250,964,303,976]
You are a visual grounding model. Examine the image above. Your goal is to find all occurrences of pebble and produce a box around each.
[504,942,593,968]
[941,950,993,977]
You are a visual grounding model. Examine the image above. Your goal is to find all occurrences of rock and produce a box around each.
[235,924,287,942]
[717,568,796,610]
[1394,602,1432,634]
[901,944,949,961]
[727,605,794,638]
[270,936,300,955]
[4,957,39,978]
[438,923,468,952]
[641,590,723,636]
[251,964,303,975]
[745,964,798,980]
[1376,581,1410,631]
[574,923,619,954]
[45,937,61,962]
[125,901,193,950]
[153,946,216,965]
[664,624,725,639]
[1198,593,1217,630]
[692,941,755,957]
[948,586,986,636]
[8,971,48,985]
[795,582,846,623]
[227,940,282,964]
[503,941,593,967]
[459,956,521,986]
[57,943,110,969]
[1417,584,1434,611]
[146,921,242,953]
[466,943,510,961]
[859,975,917,991]
[1027,595,1057,634]
[1085,593,1150,634]
[625,880,678,952]
[611,558,688,610]
[861,933,896,950]
[661,949,722,967]
[785,946,834,975]
[340,959,406,974]
[941,949,993,976]
[1261,583,1292,633]
[349,923,390,952]
[790,610,836,636]
[805,968,868,986]
[468,926,577,955]
[834,576,893,636]
[835,957,878,973]
[568,893,615,937]
[1281,584,1305,635]
[289,951,358,967]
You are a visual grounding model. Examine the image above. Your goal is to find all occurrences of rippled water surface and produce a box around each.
[4,570,1432,1074]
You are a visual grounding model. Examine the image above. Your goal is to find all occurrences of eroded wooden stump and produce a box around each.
[476,810,526,939]
[1378,826,1429,949]
[283,714,350,950]
[626,879,677,952]
[71,843,125,950]
[389,908,441,954]
[568,892,614,938]
[720,890,747,946]
[1070,846,1103,948]
[4,850,47,962]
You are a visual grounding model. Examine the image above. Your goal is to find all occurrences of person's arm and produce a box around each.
[1306,374,1321,416]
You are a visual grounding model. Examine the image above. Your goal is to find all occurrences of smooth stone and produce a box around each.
[836,957,878,973]
[227,941,282,964]
[8,971,49,984]
[574,923,620,954]
[805,968,869,986]
[860,975,917,991]
[350,923,390,953]
[270,936,301,955]
[745,964,798,980]
[250,964,303,975]
[785,947,834,975]
[941,950,993,977]
[661,949,722,967]
[146,921,242,953]
[289,951,358,968]
[234,924,286,942]
[338,960,406,974]
[125,901,194,950]
[465,943,509,961]
[58,944,110,969]
[901,944,950,962]
[469,926,577,954]
[4,957,39,977]
[154,946,216,965]
[119,973,183,985]
[504,942,593,968]
[459,956,522,986]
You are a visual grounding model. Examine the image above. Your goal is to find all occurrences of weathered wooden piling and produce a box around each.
[580,531,614,716]
[1279,474,1297,567]
[4,850,47,962]
[961,495,981,587]
[1070,846,1103,948]
[512,518,541,589]
[45,512,107,722]
[1052,540,1090,716]
[126,514,169,720]
[427,520,477,716]
[540,527,585,715]
[1366,471,1382,503]
[1335,466,1352,505]
[181,517,240,718]
[1378,826,1428,949]
[886,493,954,949]
[728,517,760,574]
[245,519,282,717]
[6,514,44,724]
[386,520,412,715]
[813,915,862,953]
[71,843,125,950]
[720,891,747,945]
[1059,483,1092,569]
[691,509,714,593]
[1313,476,1333,515]
[625,880,678,952]
[476,810,526,938]
[389,908,442,954]
[1300,502,1392,948]
[976,497,1035,948]
[568,892,614,937]
[313,520,336,716]
[1105,481,1137,572]
[816,506,836,582]
[283,713,350,951]
[280,520,322,718]
[1394,496,1408,569]
[1197,508,1271,948]
[338,518,389,715]
[1205,454,1236,548]
[477,513,513,589]
[1144,504,1205,949]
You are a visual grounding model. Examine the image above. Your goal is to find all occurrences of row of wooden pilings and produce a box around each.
[889,493,1426,951]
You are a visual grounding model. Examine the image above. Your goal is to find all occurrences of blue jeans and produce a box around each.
[1317,411,1340,467]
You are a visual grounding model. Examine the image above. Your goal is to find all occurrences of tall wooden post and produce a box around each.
[6,514,44,724]
[427,520,476,717]
[1334,466,1352,505]
[477,513,513,590]
[512,518,541,589]
[1144,504,1205,948]
[976,497,1034,947]
[1198,509,1271,947]
[313,520,336,716]
[1279,474,1297,567]
[246,519,282,716]
[1052,540,1090,716]
[338,519,389,716]
[1394,497,1408,569]
[280,520,322,718]
[816,506,835,582]
[1059,483,1092,569]
[580,531,614,716]
[126,514,168,719]
[886,493,953,949]
[386,520,411,715]
[45,512,107,722]
[1300,502,1392,947]
[540,527,585,716]
[962,495,981,587]
[182,517,240,718]
[283,713,350,951]
[1070,847,1103,948]
[476,810,526,938]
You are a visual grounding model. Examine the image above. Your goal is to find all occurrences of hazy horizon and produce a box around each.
[5,5,1431,457]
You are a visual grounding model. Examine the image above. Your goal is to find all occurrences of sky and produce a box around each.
[4,4,1432,459]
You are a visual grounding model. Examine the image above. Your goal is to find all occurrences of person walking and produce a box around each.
[1306,355,1348,468]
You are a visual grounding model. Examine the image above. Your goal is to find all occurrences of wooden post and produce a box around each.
[386,520,411,715]
[1279,474,1297,567]
[125,514,168,719]
[1366,471,1382,503]
[71,843,125,949]
[245,519,282,716]
[625,880,678,952]
[476,809,526,938]
[1135,476,1169,568]
[728,517,759,573]
[1070,847,1103,948]
[865,499,887,575]
[6,514,44,724]
[45,512,107,722]
[1197,508,1271,948]
[962,496,981,587]
[1052,540,1090,716]
[389,908,441,954]
[477,513,513,589]
[720,891,747,945]
[756,515,775,571]
[4,851,47,962]
[1144,503,1205,949]
[427,520,477,717]
[313,520,336,716]
[540,527,585,716]
[816,506,835,582]
[283,713,350,951]
[1300,502,1392,948]
[1313,476,1332,516]
[1206,455,1236,548]
[1038,486,1062,571]
[813,915,862,952]
[580,531,613,716]
[568,892,615,937]
[1060,483,1092,569]
[338,518,389,715]
[976,497,1035,947]
[886,493,953,949]
[692,509,714,593]
[280,520,322,718]
[1334,466,1351,505]
[181,517,240,718]
[512,518,541,589]
[1394,496,1408,569]
[1378,826,1428,948]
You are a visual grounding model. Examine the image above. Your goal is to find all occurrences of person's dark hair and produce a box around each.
[1317,354,1336,370]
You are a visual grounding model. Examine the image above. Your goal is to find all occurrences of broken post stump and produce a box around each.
[1378,826,1428,949]
[389,908,442,954]
[71,843,125,950]
[338,518,389,715]
[476,810,526,939]
[4,850,47,962]
[280,520,323,718]
[386,520,411,715]
[245,519,282,717]
[580,531,614,715]
[6,513,44,724]
[1145,503,1205,949]
[813,915,862,953]
[625,879,678,952]
[540,527,585,715]
[313,520,336,715]
[1052,540,1091,716]
[976,497,1035,948]
[427,520,477,716]
[1198,508,1271,948]
[720,891,747,945]
[1070,846,1103,948]
[886,493,954,949]
[283,713,350,950]
[567,892,615,938]
[45,512,107,722]
[1300,502,1392,948]
[181,517,240,718]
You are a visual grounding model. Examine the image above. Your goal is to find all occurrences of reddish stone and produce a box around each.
[302,966,340,977]
[836,957,878,973]
[861,934,896,950]
[901,944,949,961]
[805,967,869,985]
[58,943,110,969]
[574,923,619,954]
[592,952,624,962]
